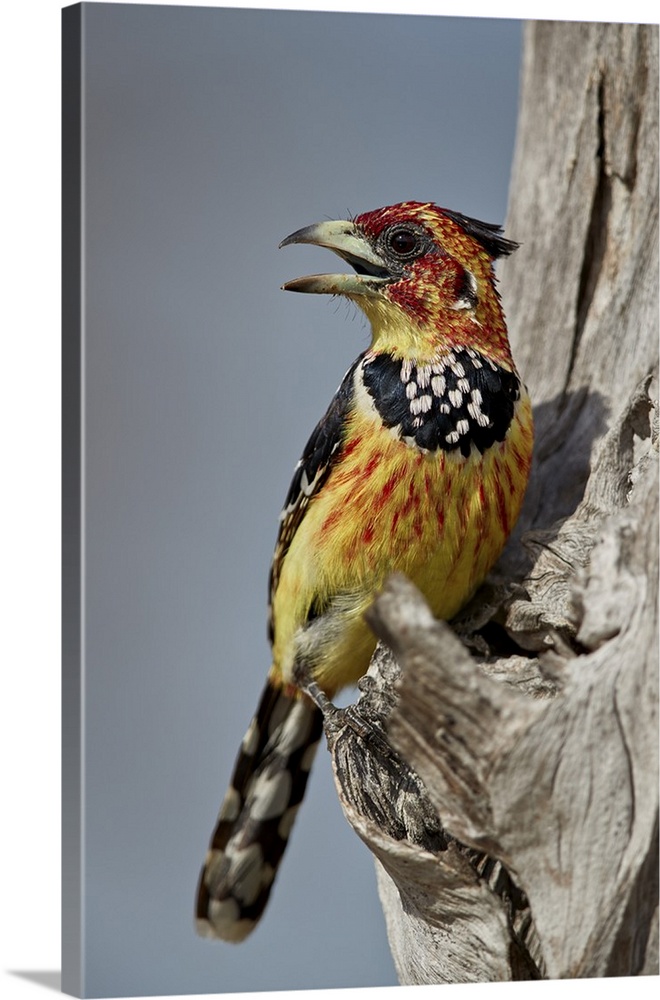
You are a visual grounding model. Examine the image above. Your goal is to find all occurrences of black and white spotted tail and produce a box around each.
[196,677,323,942]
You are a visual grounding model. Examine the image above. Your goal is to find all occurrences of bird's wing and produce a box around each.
[267,356,362,643]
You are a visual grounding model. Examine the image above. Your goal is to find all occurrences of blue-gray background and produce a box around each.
[76,3,521,995]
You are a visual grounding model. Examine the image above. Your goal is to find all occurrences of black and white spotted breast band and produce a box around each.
[360,348,521,457]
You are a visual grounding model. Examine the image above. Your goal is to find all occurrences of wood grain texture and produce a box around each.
[310,21,658,983]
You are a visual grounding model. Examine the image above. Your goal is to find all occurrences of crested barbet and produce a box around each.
[196,201,533,942]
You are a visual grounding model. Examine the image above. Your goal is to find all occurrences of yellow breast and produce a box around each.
[271,390,533,693]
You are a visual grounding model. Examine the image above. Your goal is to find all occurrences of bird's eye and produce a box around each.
[386,227,422,258]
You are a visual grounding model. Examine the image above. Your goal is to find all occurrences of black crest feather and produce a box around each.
[442,208,519,260]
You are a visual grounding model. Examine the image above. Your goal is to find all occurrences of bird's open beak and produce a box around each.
[279,220,391,296]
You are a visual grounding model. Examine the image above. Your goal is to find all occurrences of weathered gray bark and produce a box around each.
[311,20,659,983]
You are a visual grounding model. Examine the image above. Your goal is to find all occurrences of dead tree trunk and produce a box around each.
[313,20,659,982]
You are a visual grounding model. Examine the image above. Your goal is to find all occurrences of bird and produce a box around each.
[195,201,533,942]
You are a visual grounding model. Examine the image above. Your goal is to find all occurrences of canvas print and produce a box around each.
[62,3,659,997]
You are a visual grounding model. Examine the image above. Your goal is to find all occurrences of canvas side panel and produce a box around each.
[62,4,83,996]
